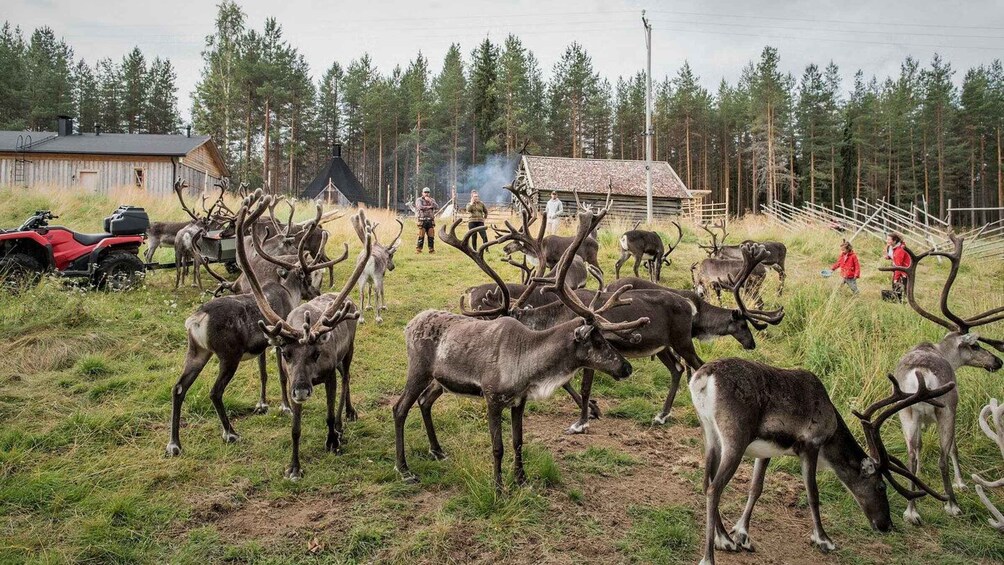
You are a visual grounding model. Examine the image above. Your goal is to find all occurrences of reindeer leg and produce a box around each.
[166,347,212,456]
[567,369,596,434]
[511,397,528,486]
[209,356,242,443]
[801,447,836,552]
[775,265,785,297]
[393,371,430,484]
[486,399,506,494]
[937,409,962,516]
[632,255,642,278]
[731,457,769,551]
[357,280,367,324]
[341,345,356,422]
[654,350,685,424]
[418,382,447,460]
[325,371,342,454]
[375,279,384,323]
[902,410,923,525]
[253,353,269,414]
[562,378,600,420]
[286,399,304,480]
[614,251,629,279]
[277,348,292,415]
[704,447,744,562]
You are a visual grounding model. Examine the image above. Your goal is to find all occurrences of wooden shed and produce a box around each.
[513,155,693,219]
[0,117,228,196]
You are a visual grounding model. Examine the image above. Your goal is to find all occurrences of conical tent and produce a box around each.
[300,144,373,206]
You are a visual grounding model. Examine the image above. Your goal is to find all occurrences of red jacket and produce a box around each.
[887,244,911,282]
[831,251,861,279]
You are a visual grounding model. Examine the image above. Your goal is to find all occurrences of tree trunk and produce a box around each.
[263,98,271,193]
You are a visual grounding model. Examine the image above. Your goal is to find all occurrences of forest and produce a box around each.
[2,1,1003,221]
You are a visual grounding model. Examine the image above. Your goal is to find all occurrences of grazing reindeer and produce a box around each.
[171,182,235,289]
[355,217,404,323]
[393,201,649,491]
[700,220,788,295]
[238,196,373,480]
[614,221,682,282]
[148,180,229,265]
[692,255,767,307]
[166,192,344,457]
[973,398,1004,531]
[879,233,1004,524]
[691,359,953,564]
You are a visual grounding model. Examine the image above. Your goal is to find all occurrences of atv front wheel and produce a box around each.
[93,251,145,291]
[0,252,43,291]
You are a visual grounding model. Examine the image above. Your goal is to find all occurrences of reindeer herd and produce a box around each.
[151,183,1002,563]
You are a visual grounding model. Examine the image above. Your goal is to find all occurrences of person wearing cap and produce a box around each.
[465,190,489,250]
[545,191,563,235]
[415,187,438,253]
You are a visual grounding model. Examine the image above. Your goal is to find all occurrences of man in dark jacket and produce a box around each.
[466,190,488,250]
[415,187,438,253]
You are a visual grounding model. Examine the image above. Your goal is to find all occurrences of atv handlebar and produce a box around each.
[19,210,57,231]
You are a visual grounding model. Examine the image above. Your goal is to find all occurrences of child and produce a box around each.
[831,241,861,295]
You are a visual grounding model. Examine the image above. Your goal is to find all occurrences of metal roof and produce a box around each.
[0,130,213,157]
[522,155,692,199]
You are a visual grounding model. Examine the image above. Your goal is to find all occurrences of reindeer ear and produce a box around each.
[574,324,595,343]
[861,458,878,477]
[732,310,743,321]
[276,267,289,279]
[962,333,980,345]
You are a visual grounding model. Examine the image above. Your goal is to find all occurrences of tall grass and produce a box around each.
[0,185,1002,562]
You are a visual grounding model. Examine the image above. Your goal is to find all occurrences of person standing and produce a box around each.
[830,240,861,295]
[466,190,488,250]
[545,191,563,235]
[885,232,911,301]
[415,187,438,254]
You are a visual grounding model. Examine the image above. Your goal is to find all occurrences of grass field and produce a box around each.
[1,185,1003,564]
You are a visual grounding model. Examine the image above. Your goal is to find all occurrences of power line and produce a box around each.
[646,17,1004,41]
[645,9,1004,31]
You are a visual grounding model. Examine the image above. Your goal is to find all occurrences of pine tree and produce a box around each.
[120,47,146,133]
[317,62,343,150]
[96,58,123,133]
[0,23,28,130]
[548,42,600,158]
[191,0,246,163]
[144,57,180,134]
[24,26,74,131]
[469,38,499,160]
[72,59,100,133]
[433,44,467,191]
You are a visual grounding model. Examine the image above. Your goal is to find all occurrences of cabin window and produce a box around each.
[134,168,145,188]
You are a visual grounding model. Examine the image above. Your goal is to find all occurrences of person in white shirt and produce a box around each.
[545,191,563,235]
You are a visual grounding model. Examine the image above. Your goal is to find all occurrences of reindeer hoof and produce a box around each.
[565,421,589,435]
[359,317,366,324]
[222,431,241,443]
[730,528,754,551]
[811,534,836,553]
[165,442,182,457]
[396,467,420,484]
[345,408,358,422]
[945,502,962,517]
[375,317,383,324]
[284,467,303,481]
[379,306,388,311]
[279,404,293,416]
[953,480,968,491]
[430,449,449,461]
[588,399,602,419]
[253,402,269,415]
[714,530,739,551]
[326,439,342,454]
[903,507,923,525]
[652,413,670,425]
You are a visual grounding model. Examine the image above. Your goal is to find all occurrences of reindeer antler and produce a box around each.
[440,218,512,317]
[882,233,1004,352]
[698,223,721,256]
[727,243,784,330]
[173,179,201,221]
[973,398,1004,530]
[661,221,684,266]
[852,374,955,501]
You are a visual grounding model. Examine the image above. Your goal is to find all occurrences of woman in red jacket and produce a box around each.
[885,232,911,301]
[831,240,861,294]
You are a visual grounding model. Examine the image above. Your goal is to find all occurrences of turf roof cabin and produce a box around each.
[513,155,694,220]
[300,144,374,207]
[0,117,228,196]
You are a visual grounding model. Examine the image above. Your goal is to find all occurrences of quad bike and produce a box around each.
[0,207,149,291]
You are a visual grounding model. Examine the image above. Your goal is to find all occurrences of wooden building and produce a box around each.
[0,117,228,196]
[513,155,694,219]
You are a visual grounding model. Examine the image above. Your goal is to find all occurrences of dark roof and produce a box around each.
[301,154,373,205]
[522,155,692,199]
[0,130,214,157]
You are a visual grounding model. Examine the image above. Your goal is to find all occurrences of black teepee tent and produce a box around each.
[300,144,373,206]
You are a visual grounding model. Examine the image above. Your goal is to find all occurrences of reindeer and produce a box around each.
[147,180,230,265]
[237,195,373,480]
[614,221,682,282]
[699,220,788,294]
[393,199,649,491]
[878,233,1004,524]
[166,192,346,457]
[171,181,236,289]
[502,253,602,289]
[691,359,953,564]
[692,255,767,307]
[354,217,404,323]
[973,399,1004,531]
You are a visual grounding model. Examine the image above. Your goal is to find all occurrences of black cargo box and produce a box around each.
[104,205,150,236]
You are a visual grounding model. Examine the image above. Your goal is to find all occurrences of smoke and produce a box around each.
[457,154,519,204]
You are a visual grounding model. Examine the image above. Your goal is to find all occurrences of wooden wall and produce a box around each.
[539,191,683,221]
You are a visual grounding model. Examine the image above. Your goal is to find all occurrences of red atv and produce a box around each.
[0,207,149,291]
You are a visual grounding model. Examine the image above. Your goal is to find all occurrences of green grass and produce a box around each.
[0,185,1003,562]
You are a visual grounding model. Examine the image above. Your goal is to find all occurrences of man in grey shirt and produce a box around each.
[415,187,438,253]
[545,191,563,235]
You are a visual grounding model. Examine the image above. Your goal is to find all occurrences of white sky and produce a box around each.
[7,0,1004,119]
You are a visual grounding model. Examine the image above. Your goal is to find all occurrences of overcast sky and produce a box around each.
[7,0,1004,119]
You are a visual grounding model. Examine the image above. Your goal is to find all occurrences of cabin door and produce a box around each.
[78,170,98,192]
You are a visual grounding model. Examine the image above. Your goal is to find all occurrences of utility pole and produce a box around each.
[643,11,653,224]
